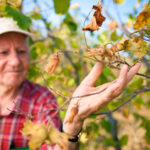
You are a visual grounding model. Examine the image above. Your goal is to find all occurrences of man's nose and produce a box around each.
[9,51,21,67]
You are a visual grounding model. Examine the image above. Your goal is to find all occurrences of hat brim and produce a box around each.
[0,29,34,37]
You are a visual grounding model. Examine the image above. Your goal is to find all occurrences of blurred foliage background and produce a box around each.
[1,0,150,149]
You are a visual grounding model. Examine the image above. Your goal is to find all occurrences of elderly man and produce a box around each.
[0,17,141,150]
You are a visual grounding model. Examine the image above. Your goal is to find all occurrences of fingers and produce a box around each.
[80,62,104,87]
[100,64,129,100]
[98,63,140,103]
[118,64,128,81]
[127,63,141,83]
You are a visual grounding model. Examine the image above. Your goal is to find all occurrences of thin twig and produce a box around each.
[48,49,150,80]
[82,9,93,49]
[7,107,58,117]
[40,71,68,98]
[92,87,150,116]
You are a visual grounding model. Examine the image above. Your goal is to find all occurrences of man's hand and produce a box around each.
[63,62,141,136]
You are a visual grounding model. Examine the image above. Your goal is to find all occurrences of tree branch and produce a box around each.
[92,87,150,116]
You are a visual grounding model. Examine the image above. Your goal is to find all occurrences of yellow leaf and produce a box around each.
[48,125,73,150]
[28,135,45,150]
[124,36,147,58]
[116,37,129,51]
[121,105,129,118]
[134,4,150,30]
[79,132,88,143]
[113,0,125,5]
[0,0,22,7]
[0,0,6,6]
[21,120,48,150]
[7,0,22,7]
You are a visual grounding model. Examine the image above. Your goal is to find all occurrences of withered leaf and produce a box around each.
[124,36,147,58]
[21,120,73,150]
[82,4,105,32]
[87,46,116,60]
[48,125,73,150]
[93,4,105,26]
[21,120,48,150]
[87,46,105,57]
[0,0,22,7]
[45,52,60,74]
[7,0,22,7]
[134,9,150,30]
[82,16,99,32]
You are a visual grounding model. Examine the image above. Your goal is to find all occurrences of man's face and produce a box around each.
[0,32,30,88]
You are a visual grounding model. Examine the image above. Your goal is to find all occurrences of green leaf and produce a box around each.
[63,14,78,32]
[133,97,144,108]
[30,46,38,60]
[141,119,150,144]
[146,131,150,144]
[110,31,121,42]
[91,122,99,135]
[108,100,122,111]
[101,118,112,133]
[104,137,117,146]
[53,0,70,14]
[147,100,150,108]
[67,78,75,86]
[70,40,79,49]
[95,65,115,86]
[147,1,150,11]
[55,38,66,49]
[97,31,109,45]
[5,5,31,30]
[129,78,143,91]
[144,147,150,150]
[120,135,128,146]
[30,11,42,20]
[33,42,48,54]
[27,65,40,81]
[113,0,125,4]
[62,68,71,76]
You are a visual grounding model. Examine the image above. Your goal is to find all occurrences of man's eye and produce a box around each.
[0,51,8,55]
[18,50,27,54]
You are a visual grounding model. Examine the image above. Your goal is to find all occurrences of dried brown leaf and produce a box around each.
[48,125,73,150]
[87,46,105,57]
[45,52,60,74]
[93,4,105,26]
[82,4,105,32]
[87,45,119,60]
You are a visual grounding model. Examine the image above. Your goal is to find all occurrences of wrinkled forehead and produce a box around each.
[0,32,29,49]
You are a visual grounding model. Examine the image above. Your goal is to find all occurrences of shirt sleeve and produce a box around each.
[43,94,61,128]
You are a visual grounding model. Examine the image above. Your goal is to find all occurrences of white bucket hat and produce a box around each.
[0,17,33,37]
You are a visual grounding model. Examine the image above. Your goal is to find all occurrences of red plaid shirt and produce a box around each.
[0,80,62,150]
